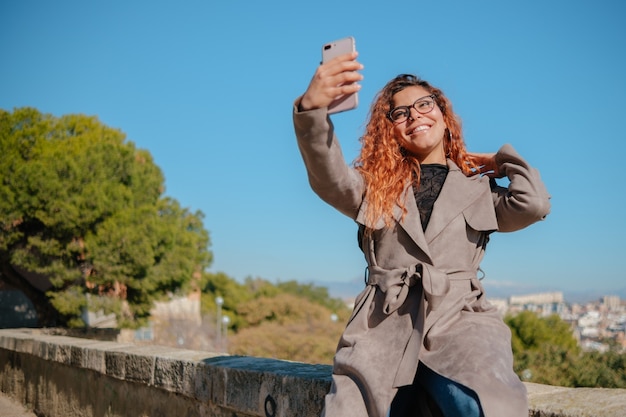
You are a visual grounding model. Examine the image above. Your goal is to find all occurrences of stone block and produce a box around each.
[13,334,34,355]
[154,356,184,391]
[104,350,127,379]
[51,340,72,365]
[33,338,49,359]
[223,367,263,415]
[0,331,22,348]
[281,373,329,417]
[123,350,154,384]
[189,361,213,403]
[81,342,111,372]
[526,383,626,417]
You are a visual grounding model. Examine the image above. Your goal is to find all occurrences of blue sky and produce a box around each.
[1,0,625,299]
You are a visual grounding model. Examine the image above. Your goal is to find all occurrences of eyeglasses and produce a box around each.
[387,95,436,124]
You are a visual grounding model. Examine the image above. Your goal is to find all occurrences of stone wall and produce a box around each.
[0,329,624,417]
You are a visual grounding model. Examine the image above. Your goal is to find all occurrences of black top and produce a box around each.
[413,164,448,231]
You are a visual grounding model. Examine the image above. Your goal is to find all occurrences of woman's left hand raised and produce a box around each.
[466,152,503,178]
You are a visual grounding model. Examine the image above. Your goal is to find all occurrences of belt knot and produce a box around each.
[365,263,452,314]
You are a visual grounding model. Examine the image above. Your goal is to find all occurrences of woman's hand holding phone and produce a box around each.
[299,40,363,114]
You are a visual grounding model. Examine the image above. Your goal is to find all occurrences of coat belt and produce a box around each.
[365,264,475,314]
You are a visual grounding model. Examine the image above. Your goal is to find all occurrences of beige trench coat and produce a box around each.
[293,105,551,417]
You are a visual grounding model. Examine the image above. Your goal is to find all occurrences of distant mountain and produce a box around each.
[317,278,364,301]
[560,287,626,304]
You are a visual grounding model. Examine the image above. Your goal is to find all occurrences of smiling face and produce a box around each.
[391,86,447,164]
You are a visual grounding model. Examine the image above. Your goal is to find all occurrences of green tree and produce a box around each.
[505,311,580,385]
[505,311,626,388]
[0,107,211,327]
[507,311,579,355]
[569,350,626,388]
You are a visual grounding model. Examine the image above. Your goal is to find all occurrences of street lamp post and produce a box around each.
[215,296,224,350]
[222,315,230,353]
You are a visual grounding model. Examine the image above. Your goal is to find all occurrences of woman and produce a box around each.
[293,51,550,417]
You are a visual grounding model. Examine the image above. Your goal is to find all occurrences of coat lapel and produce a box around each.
[356,183,433,262]
[424,160,490,243]
[397,184,432,262]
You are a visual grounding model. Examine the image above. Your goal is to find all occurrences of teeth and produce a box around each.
[411,125,429,134]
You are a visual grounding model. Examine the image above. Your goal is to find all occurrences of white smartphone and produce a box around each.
[321,36,359,114]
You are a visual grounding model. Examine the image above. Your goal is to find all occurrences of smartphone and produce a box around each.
[321,37,359,114]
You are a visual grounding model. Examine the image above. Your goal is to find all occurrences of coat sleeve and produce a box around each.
[292,103,365,219]
[491,144,551,232]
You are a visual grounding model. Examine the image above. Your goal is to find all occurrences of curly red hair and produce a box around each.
[354,74,477,228]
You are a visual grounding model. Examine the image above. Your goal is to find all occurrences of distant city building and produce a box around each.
[508,292,565,317]
[574,296,624,352]
[603,295,621,311]
[509,292,564,305]
[503,292,625,353]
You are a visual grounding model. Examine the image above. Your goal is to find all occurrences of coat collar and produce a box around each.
[398,158,491,257]
[356,159,490,262]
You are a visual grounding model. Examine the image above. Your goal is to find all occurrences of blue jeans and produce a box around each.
[389,364,484,417]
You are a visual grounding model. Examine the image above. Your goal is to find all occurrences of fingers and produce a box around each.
[466,152,502,178]
[319,52,363,85]
[466,165,500,178]
[299,52,363,111]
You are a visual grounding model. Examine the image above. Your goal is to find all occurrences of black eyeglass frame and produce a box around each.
[387,94,437,123]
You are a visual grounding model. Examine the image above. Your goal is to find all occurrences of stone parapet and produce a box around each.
[0,329,624,417]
